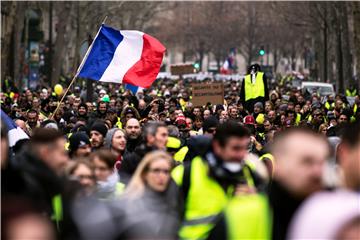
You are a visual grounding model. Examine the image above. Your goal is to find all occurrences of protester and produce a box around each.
[172,121,265,239]
[68,132,91,158]
[66,159,96,196]
[124,118,142,152]
[89,121,108,150]
[111,151,180,239]
[120,121,168,181]
[105,128,127,169]
[288,121,360,239]
[2,64,360,240]
[269,128,330,240]
[90,149,125,200]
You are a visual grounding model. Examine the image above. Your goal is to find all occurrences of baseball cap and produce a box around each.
[243,115,255,125]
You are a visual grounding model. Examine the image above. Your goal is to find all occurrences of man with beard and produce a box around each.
[89,122,108,150]
[121,121,168,182]
[268,128,329,240]
[26,109,40,135]
[88,101,108,125]
[124,118,142,153]
[76,103,88,122]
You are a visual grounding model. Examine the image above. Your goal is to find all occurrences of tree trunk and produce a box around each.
[51,2,72,87]
[341,3,352,89]
[273,50,279,72]
[323,17,328,82]
[13,2,26,88]
[336,22,344,93]
[353,2,360,89]
[1,2,18,80]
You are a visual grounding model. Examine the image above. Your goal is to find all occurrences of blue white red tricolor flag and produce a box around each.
[125,83,145,95]
[78,24,166,88]
[0,110,29,147]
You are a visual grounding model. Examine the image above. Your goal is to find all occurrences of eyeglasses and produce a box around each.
[148,168,171,175]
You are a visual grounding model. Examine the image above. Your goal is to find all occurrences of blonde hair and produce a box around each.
[318,123,329,133]
[125,150,173,198]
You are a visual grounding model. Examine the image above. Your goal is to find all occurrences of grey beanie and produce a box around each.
[104,128,121,149]
[254,102,264,110]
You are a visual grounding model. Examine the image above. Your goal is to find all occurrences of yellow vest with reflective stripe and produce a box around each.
[172,157,234,239]
[259,153,275,177]
[174,146,189,163]
[116,117,122,129]
[295,113,302,125]
[226,194,271,240]
[325,101,335,110]
[346,89,357,97]
[51,194,63,230]
[244,72,265,101]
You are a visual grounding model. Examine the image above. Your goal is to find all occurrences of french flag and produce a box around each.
[125,83,145,95]
[0,110,29,147]
[78,24,166,88]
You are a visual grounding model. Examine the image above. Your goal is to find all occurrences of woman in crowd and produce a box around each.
[66,160,96,196]
[90,150,125,200]
[318,123,329,135]
[112,151,181,239]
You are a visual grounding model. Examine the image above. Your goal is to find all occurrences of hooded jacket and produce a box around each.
[104,128,121,149]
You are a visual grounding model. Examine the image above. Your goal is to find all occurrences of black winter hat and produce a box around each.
[69,132,90,153]
[203,116,219,133]
[90,122,108,137]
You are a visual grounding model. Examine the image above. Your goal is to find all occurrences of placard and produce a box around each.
[191,83,224,106]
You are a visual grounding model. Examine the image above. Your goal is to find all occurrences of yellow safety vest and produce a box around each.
[259,153,275,177]
[174,146,189,163]
[325,101,335,110]
[225,194,272,240]
[116,117,122,129]
[244,72,265,101]
[172,157,233,239]
[51,194,63,231]
[295,113,302,125]
[346,89,357,97]
[172,157,256,239]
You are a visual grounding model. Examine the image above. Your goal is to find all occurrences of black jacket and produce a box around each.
[268,179,304,240]
[125,136,142,153]
[14,148,80,239]
[120,143,157,183]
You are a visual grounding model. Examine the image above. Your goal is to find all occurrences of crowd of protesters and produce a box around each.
[1,68,360,240]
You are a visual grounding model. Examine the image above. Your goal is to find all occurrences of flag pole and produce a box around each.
[51,16,108,120]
